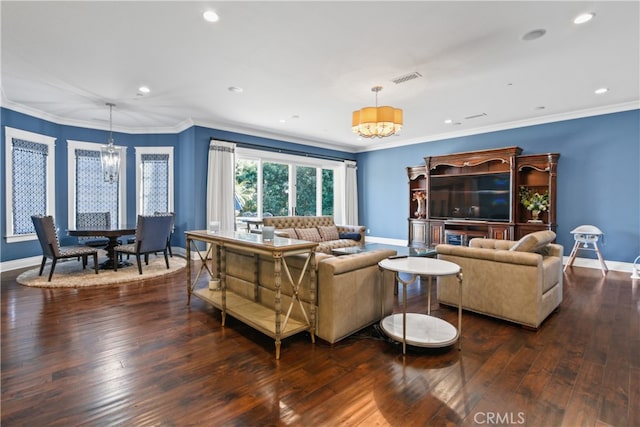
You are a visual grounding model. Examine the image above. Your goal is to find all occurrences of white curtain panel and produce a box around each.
[344,160,358,225]
[206,140,236,232]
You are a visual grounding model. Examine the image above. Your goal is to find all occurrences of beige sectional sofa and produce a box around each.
[262,216,365,254]
[223,246,396,344]
[436,231,563,329]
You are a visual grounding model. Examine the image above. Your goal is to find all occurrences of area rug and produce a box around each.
[17,253,187,288]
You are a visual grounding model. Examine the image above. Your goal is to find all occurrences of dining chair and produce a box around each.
[154,211,175,256]
[76,212,111,248]
[122,212,175,259]
[113,215,173,274]
[31,215,99,281]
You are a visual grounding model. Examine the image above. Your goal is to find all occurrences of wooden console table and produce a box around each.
[185,230,318,359]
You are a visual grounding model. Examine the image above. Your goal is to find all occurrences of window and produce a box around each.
[263,161,289,216]
[67,140,126,228]
[235,148,343,222]
[295,165,316,216]
[4,127,56,243]
[135,147,174,215]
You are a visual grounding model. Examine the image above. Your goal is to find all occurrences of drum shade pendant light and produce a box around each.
[101,102,121,183]
[352,86,403,138]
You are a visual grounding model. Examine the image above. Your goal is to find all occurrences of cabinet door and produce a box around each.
[488,225,512,240]
[429,221,445,246]
[516,224,556,240]
[409,220,427,247]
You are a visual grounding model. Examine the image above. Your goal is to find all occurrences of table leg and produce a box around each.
[186,237,192,305]
[457,270,463,350]
[403,276,408,356]
[393,272,419,356]
[274,254,282,360]
[427,275,432,316]
[309,251,316,344]
[220,246,227,326]
[100,236,132,269]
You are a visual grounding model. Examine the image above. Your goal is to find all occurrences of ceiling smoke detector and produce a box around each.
[522,29,546,41]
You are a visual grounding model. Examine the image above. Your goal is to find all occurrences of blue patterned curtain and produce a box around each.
[12,139,48,234]
[140,153,169,214]
[75,149,119,226]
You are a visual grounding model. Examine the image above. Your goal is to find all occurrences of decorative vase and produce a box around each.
[415,199,425,218]
[528,209,542,223]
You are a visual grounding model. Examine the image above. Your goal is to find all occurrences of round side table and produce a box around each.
[378,257,463,355]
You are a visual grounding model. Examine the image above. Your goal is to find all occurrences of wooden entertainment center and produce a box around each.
[408,146,559,247]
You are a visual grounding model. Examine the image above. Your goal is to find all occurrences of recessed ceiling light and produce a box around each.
[279,119,286,123]
[574,12,595,24]
[203,10,219,22]
[228,86,243,93]
[138,86,150,94]
[522,29,546,41]
[444,119,453,124]
[594,87,609,94]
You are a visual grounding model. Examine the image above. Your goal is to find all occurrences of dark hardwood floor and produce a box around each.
[1,259,638,426]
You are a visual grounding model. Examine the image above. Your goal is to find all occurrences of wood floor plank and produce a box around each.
[2,261,638,426]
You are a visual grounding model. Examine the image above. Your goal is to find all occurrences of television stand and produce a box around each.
[444,220,513,246]
[407,146,559,247]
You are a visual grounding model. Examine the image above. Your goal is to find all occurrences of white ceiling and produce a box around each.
[2,1,639,153]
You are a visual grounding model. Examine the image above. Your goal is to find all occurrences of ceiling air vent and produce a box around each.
[391,71,423,84]
[464,113,487,120]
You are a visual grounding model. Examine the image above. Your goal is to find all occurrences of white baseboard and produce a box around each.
[1,247,191,273]
[1,242,635,275]
[0,255,43,273]
[364,236,635,274]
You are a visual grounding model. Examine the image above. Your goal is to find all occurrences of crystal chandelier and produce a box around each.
[101,102,121,183]
[352,86,403,138]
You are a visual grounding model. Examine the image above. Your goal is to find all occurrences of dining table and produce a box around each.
[68,225,137,269]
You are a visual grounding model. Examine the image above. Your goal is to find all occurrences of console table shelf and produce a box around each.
[192,288,309,339]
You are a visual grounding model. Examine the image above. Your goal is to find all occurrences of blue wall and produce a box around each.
[2,107,638,264]
[356,110,640,263]
[0,108,354,262]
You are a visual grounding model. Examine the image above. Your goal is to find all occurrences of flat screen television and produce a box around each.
[429,173,511,221]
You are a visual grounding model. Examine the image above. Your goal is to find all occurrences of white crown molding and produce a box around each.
[3,92,637,154]
[358,101,640,153]
[191,117,358,154]
[0,96,195,135]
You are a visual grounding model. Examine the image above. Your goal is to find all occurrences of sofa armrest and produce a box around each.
[319,249,395,275]
[545,243,563,257]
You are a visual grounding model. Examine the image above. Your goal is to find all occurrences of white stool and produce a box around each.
[564,225,608,276]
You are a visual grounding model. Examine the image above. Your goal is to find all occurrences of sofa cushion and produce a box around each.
[295,227,322,242]
[318,225,339,241]
[510,230,556,253]
[339,232,361,241]
[276,228,298,238]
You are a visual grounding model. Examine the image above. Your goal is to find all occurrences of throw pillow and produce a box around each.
[276,228,298,239]
[295,227,322,242]
[339,232,361,241]
[317,225,340,241]
[510,230,556,253]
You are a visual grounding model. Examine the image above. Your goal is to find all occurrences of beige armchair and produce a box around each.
[436,231,563,329]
